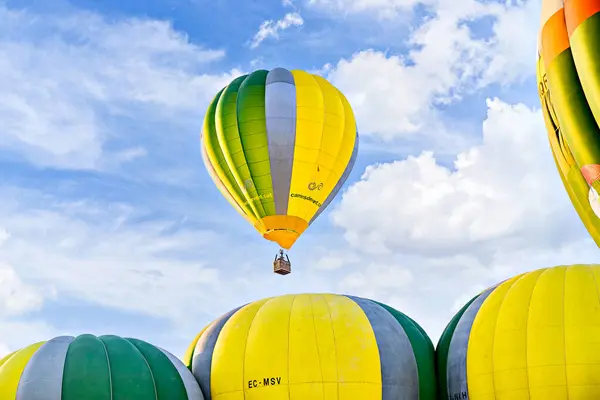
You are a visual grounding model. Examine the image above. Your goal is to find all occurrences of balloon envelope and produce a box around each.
[0,334,203,400]
[201,68,359,249]
[437,264,600,399]
[538,0,600,246]
[184,293,436,400]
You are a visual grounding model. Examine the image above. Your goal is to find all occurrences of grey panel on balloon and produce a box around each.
[158,347,205,400]
[16,335,75,400]
[446,286,497,400]
[347,296,418,400]
[309,129,358,225]
[265,68,296,215]
[191,305,245,400]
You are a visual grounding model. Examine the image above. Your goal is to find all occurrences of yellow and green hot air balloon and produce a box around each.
[201,68,359,273]
[437,264,600,399]
[0,334,203,399]
[538,0,600,246]
[184,293,436,400]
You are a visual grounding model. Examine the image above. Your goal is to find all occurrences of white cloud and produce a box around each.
[0,259,53,357]
[250,12,304,49]
[0,262,46,316]
[340,262,414,293]
[479,0,541,86]
[311,251,359,270]
[0,229,9,246]
[323,0,538,140]
[332,98,580,257]
[0,5,239,170]
[0,190,225,323]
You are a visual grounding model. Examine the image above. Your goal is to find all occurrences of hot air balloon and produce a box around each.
[537,0,600,246]
[201,68,359,274]
[0,334,203,399]
[184,293,436,400]
[437,264,600,399]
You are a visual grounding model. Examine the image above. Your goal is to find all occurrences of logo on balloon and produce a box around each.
[308,182,324,191]
[291,193,322,207]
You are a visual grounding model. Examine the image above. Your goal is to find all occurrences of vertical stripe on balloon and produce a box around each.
[98,335,157,398]
[346,296,418,400]
[446,287,496,399]
[236,70,274,216]
[374,301,437,400]
[15,336,74,400]
[158,347,205,399]
[61,334,112,399]
[302,75,346,221]
[126,338,189,399]
[287,70,325,220]
[191,305,245,400]
[265,68,297,215]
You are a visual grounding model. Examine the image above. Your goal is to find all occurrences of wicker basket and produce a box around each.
[273,258,291,275]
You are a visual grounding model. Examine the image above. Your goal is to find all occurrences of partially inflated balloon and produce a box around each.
[538,0,600,246]
[184,293,436,400]
[437,264,600,399]
[0,334,203,399]
[201,68,358,249]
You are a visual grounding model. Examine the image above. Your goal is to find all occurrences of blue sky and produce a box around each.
[1,0,599,359]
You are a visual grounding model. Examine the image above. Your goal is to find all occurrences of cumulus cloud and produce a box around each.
[0,5,239,170]
[332,98,580,257]
[250,12,304,49]
[323,0,538,140]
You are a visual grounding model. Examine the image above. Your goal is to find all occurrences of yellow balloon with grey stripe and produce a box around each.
[437,264,600,399]
[184,294,436,400]
[201,68,359,250]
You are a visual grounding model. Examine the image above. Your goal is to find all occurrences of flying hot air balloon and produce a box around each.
[201,68,359,274]
[537,0,600,246]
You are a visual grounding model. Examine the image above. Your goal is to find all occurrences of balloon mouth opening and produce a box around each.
[264,230,299,250]
[588,187,600,219]
[255,215,309,249]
